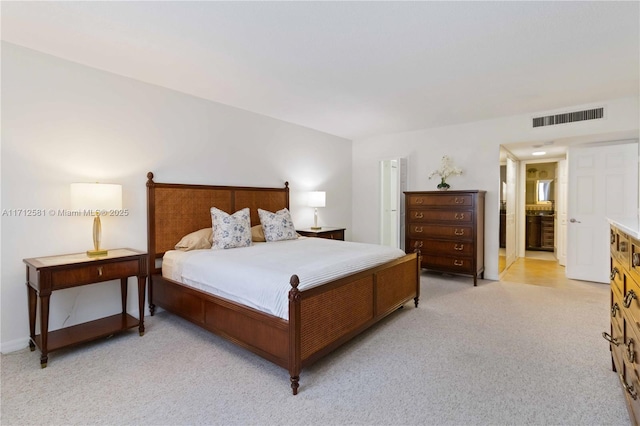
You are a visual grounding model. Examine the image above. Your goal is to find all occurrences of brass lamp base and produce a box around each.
[87,214,108,257]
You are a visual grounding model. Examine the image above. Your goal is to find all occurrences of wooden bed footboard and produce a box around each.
[288,252,419,394]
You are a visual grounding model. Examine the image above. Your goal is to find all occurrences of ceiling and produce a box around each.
[2,1,639,160]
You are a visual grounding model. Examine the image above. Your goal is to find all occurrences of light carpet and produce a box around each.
[0,273,628,425]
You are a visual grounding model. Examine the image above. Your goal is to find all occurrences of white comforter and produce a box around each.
[162,237,406,320]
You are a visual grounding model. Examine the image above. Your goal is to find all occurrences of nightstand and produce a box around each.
[297,227,346,241]
[23,248,148,367]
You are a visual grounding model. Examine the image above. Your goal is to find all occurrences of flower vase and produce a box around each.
[437,178,450,191]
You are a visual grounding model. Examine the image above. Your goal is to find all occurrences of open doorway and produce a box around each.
[499,144,567,286]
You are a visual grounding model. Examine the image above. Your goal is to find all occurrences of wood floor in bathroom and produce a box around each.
[501,253,592,288]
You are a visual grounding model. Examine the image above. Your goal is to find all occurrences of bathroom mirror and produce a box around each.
[537,179,554,203]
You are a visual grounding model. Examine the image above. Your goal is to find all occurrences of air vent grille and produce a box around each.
[533,107,604,128]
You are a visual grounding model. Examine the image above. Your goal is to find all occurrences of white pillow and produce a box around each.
[258,208,298,242]
[210,207,252,249]
[174,228,213,251]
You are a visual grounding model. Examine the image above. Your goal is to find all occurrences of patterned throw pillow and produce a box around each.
[258,208,298,242]
[210,207,252,249]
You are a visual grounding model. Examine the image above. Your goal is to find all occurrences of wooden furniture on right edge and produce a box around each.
[605,221,640,424]
[405,190,485,286]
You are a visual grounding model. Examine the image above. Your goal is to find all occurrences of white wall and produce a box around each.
[1,43,352,352]
[352,97,639,281]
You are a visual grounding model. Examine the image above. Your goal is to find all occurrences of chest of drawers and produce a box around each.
[404,190,485,286]
[606,224,640,424]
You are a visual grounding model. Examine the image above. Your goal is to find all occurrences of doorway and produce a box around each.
[499,145,565,283]
[380,158,407,250]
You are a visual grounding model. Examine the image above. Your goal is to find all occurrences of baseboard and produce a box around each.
[1,337,30,354]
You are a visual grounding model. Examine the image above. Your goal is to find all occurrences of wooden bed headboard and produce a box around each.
[146,172,289,274]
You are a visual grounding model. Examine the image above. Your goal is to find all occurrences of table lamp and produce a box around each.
[308,191,326,230]
[70,183,122,256]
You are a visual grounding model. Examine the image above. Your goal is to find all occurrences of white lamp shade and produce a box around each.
[70,183,122,211]
[308,191,326,208]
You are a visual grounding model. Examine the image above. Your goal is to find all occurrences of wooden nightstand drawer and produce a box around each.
[297,227,345,241]
[51,260,140,289]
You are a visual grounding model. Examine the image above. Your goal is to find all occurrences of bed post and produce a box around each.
[288,274,301,395]
[146,172,156,316]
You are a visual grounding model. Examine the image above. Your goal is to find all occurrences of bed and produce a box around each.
[146,172,421,394]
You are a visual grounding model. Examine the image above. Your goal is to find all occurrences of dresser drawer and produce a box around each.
[630,239,640,285]
[408,224,473,241]
[611,289,624,343]
[51,260,140,289]
[611,316,625,373]
[408,239,473,257]
[623,274,640,332]
[615,231,631,266]
[408,209,473,223]
[612,257,625,300]
[422,255,474,274]
[407,194,473,208]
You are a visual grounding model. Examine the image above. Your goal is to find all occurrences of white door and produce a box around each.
[567,142,638,282]
[556,159,568,266]
[505,156,517,267]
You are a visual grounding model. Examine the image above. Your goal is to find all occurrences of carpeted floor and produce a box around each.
[0,273,628,425]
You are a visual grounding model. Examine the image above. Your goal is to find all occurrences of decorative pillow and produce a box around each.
[174,228,213,251]
[251,224,266,242]
[258,208,298,242]
[210,207,252,249]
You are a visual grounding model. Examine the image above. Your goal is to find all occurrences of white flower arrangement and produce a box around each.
[429,155,463,180]
[428,156,462,189]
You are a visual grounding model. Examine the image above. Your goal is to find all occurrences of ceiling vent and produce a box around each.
[532,107,604,128]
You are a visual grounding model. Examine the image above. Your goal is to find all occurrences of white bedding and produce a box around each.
[162,237,406,320]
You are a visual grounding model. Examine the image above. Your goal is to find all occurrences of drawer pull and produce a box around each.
[453,260,463,266]
[621,374,638,400]
[454,244,464,251]
[415,198,424,205]
[612,302,620,318]
[454,197,464,204]
[611,231,616,244]
[454,229,465,236]
[413,241,424,249]
[624,290,637,308]
[603,332,620,346]
[627,338,636,363]
[415,212,424,219]
[454,213,465,220]
[97,267,103,277]
[610,267,620,280]
[633,253,640,268]
[414,226,424,233]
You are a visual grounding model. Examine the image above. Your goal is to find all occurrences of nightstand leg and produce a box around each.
[120,278,128,314]
[39,293,50,368]
[137,276,146,336]
[27,283,37,351]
